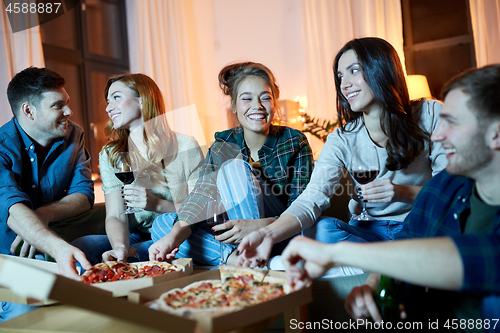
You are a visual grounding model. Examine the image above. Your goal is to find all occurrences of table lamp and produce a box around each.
[406,75,432,100]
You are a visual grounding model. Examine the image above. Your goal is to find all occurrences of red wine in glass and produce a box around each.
[206,200,229,266]
[206,212,228,236]
[352,170,379,185]
[115,171,135,184]
[114,152,143,215]
[351,146,380,221]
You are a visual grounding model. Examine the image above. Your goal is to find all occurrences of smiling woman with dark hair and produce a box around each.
[237,37,448,268]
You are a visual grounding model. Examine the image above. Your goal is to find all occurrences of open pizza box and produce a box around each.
[128,268,313,333]
[0,254,60,305]
[0,254,197,332]
[0,254,193,302]
[90,258,193,297]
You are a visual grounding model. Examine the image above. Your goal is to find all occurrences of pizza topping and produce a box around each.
[157,267,290,313]
[197,282,214,290]
[80,261,182,284]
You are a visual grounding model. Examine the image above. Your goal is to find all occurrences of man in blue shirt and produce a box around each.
[0,67,96,278]
[0,67,101,321]
[280,64,500,330]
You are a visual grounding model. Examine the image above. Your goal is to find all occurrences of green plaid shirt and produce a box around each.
[177,125,313,228]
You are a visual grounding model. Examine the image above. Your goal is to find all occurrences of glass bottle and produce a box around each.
[373,275,404,322]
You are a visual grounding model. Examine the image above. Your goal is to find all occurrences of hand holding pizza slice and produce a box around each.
[236,230,273,268]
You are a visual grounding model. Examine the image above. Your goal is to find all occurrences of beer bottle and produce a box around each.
[14,240,24,256]
[373,275,404,322]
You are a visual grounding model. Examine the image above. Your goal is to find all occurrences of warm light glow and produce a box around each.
[272,116,281,125]
[406,75,432,100]
[295,96,300,103]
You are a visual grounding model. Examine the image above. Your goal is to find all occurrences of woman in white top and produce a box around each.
[72,73,203,264]
[236,37,448,267]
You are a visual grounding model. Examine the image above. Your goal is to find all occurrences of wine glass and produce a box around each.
[351,146,380,221]
[114,152,143,215]
[205,198,229,267]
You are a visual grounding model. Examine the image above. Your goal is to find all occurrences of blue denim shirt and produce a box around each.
[0,117,94,254]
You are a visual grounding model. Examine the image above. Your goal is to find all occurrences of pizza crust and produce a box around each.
[80,263,113,282]
[220,265,266,282]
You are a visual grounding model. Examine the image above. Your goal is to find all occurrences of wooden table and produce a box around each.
[0,302,305,333]
[0,303,163,333]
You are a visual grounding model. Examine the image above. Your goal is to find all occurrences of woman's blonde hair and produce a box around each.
[103,73,177,177]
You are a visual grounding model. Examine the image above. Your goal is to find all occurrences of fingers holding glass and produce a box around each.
[351,146,380,221]
[114,152,143,214]
[206,198,229,267]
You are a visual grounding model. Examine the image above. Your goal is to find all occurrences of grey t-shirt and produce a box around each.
[285,99,448,229]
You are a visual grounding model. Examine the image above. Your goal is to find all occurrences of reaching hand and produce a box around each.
[54,244,92,280]
[359,178,397,203]
[10,235,38,258]
[281,236,335,289]
[102,246,137,263]
[213,218,273,244]
[122,184,159,212]
[148,235,179,261]
[345,284,382,321]
[236,230,273,268]
[344,272,382,321]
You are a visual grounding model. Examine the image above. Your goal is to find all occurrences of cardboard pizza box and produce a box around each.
[0,255,196,333]
[0,255,193,300]
[128,268,313,333]
[0,254,60,305]
[89,258,193,297]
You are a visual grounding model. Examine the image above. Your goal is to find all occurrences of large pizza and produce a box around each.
[157,266,291,314]
[81,261,183,284]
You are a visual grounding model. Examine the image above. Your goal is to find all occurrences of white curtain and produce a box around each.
[469,0,500,67]
[125,0,206,146]
[301,0,404,124]
[0,8,44,126]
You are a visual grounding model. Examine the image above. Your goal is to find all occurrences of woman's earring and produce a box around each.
[232,109,237,114]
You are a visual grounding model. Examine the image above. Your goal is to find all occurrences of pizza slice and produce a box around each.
[220,266,290,306]
[136,261,183,278]
[157,280,234,313]
[107,261,138,281]
[81,263,115,284]
[156,266,291,315]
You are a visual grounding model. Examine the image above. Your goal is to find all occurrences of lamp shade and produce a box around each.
[406,75,432,100]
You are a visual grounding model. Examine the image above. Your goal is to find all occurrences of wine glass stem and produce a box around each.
[219,241,225,266]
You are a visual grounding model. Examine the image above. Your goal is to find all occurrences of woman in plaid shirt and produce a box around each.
[148,62,313,266]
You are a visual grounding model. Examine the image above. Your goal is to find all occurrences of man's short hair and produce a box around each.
[442,64,500,121]
[7,67,65,118]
